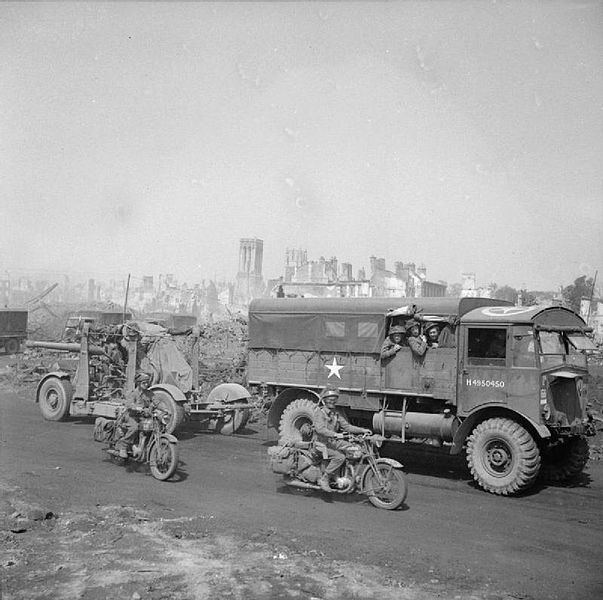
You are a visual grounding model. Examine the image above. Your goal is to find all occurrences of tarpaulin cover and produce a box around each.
[248,312,384,353]
[146,337,193,393]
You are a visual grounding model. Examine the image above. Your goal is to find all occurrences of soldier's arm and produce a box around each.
[380,341,399,359]
[409,337,427,356]
[336,411,368,434]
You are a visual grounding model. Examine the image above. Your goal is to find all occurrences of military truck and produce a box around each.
[0,308,28,354]
[248,297,597,495]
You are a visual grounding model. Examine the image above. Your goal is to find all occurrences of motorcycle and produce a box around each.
[268,432,408,510]
[93,406,179,481]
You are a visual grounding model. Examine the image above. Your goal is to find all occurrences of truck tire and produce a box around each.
[215,400,251,435]
[152,390,185,434]
[466,417,540,495]
[279,398,320,443]
[4,338,20,354]
[38,378,72,421]
[539,436,589,483]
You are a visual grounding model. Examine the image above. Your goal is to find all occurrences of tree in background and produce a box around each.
[561,276,595,312]
[493,285,518,304]
[518,289,537,306]
[446,282,463,297]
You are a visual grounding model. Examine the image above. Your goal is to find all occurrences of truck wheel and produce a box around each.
[4,338,20,354]
[152,390,185,434]
[279,398,320,443]
[466,417,541,495]
[38,378,72,421]
[216,400,251,435]
[540,436,589,483]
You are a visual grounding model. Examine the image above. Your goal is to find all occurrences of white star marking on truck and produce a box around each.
[325,357,344,379]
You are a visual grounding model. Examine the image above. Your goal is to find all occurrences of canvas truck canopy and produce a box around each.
[248,297,510,353]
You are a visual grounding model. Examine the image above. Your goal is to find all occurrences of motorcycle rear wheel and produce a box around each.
[149,438,179,481]
[363,462,407,510]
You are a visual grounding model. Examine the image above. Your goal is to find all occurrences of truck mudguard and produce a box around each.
[450,405,551,454]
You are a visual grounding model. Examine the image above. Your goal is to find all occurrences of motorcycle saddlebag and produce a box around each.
[268,445,296,475]
[93,417,115,443]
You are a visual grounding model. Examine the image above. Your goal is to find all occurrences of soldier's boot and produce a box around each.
[116,442,128,459]
[318,474,331,492]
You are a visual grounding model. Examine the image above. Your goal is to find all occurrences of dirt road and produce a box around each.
[1,387,603,600]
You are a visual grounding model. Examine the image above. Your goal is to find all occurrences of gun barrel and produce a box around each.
[26,341,106,355]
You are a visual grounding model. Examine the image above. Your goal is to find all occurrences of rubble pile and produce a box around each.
[178,316,249,396]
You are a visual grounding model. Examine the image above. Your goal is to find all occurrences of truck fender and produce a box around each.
[35,372,71,403]
[375,457,403,469]
[451,405,551,455]
[149,383,187,404]
[206,382,250,404]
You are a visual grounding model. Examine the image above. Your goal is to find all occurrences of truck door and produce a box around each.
[458,325,508,415]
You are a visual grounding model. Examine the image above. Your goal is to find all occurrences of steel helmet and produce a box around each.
[320,387,340,401]
[135,371,152,384]
[388,325,405,335]
[424,322,440,332]
[405,319,420,332]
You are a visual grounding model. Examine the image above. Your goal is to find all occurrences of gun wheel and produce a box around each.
[38,378,72,421]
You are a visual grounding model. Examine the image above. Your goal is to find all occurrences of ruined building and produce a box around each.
[275,249,446,298]
[234,238,265,305]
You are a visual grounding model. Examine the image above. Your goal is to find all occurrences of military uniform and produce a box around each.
[115,375,154,456]
[380,325,405,359]
[405,319,427,357]
[314,404,370,477]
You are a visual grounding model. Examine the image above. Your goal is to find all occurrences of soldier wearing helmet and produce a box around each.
[114,371,154,458]
[314,387,372,491]
[380,324,406,359]
[423,322,441,348]
[405,319,427,357]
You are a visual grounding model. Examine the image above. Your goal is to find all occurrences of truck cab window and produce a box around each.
[467,328,507,366]
[511,327,536,368]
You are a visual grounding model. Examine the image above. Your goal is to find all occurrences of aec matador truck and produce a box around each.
[247,296,598,495]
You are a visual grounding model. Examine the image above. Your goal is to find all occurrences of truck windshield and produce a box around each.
[537,331,588,370]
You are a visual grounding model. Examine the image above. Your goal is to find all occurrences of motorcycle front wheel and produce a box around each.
[149,437,179,481]
[362,461,407,510]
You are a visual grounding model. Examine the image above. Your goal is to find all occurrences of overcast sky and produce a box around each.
[2,1,602,291]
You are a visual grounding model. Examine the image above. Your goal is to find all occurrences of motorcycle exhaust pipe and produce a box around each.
[283,478,320,490]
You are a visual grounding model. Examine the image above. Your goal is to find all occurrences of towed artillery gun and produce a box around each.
[28,321,251,434]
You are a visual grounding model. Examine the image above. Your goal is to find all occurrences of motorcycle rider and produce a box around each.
[114,371,154,458]
[313,387,372,492]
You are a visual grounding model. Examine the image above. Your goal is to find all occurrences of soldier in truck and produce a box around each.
[380,325,405,359]
[405,319,427,357]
